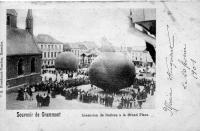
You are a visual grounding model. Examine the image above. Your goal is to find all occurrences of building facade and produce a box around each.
[131,46,153,67]
[80,48,100,67]
[6,9,42,90]
[35,34,63,71]
[63,41,100,67]
[0,42,3,91]
[119,45,153,67]
[66,42,87,65]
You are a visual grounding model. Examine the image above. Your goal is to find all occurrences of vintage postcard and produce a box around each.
[0,1,200,131]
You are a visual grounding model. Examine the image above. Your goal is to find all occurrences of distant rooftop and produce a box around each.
[65,41,98,50]
[131,46,146,51]
[35,34,63,44]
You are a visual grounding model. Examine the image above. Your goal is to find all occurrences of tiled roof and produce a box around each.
[7,27,42,56]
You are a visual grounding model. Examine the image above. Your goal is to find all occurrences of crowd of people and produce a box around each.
[59,86,115,107]
[16,86,34,101]
[15,70,156,109]
[49,77,155,109]
[36,93,50,107]
[134,78,156,96]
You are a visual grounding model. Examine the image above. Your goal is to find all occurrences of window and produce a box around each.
[54,52,56,58]
[48,52,50,58]
[18,58,24,75]
[41,45,43,49]
[0,58,3,70]
[0,58,3,79]
[31,58,36,73]
[51,52,53,58]
[0,70,2,88]
[7,15,10,26]
[0,42,3,55]
[48,45,50,49]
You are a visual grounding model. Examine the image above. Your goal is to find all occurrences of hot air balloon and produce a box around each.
[55,52,78,71]
[89,52,136,92]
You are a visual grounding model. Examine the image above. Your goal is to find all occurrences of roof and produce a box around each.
[79,44,87,50]
[127,47,132,53]
[130,9,156,23]
[130,9,156,36]
[81,41,98,49]
[65,41,98,50]
[99,37,115,52]
[7,9,17,16]
[81,48,101,56]
[68,42,80,49]
[68,42,88,50]
[35,34,63,44]
[7,27,42,56]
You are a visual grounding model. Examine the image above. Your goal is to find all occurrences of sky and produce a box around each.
[16,9,145,47]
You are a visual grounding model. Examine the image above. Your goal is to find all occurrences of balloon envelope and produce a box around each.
[89,52,136,92]
[55,52,78,71]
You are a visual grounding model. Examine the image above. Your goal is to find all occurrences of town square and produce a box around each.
[6,8,156,109]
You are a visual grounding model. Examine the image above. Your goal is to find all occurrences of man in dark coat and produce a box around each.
[46,94,50,106]
[36,93,40,107]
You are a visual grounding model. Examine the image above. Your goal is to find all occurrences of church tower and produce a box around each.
[26,9,33,35]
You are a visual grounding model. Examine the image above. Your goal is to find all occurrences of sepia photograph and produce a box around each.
[6,8,156,110]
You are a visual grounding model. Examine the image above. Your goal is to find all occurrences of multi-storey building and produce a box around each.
[63,41,99,67]
[35,34,63,71]
[119,45,153,67]
[129,9,156,63]
[0,41,3,91]
[131,46,153,67]
[65,42,87,64]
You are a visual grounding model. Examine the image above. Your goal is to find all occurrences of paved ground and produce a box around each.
[7,84,155,110]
